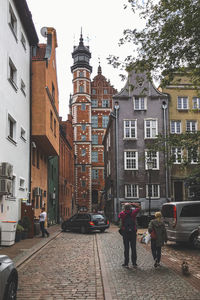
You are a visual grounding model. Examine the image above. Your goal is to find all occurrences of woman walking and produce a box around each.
[148,211,167,268]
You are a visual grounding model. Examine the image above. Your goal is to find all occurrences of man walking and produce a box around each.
[118,202,140,268]
[39,207,49,237]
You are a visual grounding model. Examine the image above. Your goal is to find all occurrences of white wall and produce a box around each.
[0,0,31,221]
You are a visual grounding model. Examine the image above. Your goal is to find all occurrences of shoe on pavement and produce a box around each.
[132,263,138,268]
[154,259,158,268]
[122,264,129,268]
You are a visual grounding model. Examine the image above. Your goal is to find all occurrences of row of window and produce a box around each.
[125,184,160,199]
[7,113,27,144]
[171,120,197,133]
[91,99,110,108]
[121,119,198,140]
[107,149,198,172]
[131,97,200,111]
[92,115,109,128]
[9,3,27,50]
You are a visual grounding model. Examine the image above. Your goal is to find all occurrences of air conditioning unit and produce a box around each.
[0,162,13,179]
[0,179,12,195]
[34,187,41,196]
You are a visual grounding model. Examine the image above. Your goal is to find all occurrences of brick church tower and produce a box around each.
[70,33,117,212]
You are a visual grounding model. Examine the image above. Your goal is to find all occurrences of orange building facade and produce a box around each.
[31,27,59,219]
[59,115,75,221]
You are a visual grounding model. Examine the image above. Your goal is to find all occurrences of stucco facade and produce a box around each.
[0,0,38,224]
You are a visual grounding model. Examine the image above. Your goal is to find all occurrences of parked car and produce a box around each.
[0,255,18,300]
[194,225,200,249]
[161,201,200,247]
[61,213,110,233]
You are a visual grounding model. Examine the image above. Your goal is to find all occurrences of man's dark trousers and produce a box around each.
[123,230,137,265]
[40,221,49,237]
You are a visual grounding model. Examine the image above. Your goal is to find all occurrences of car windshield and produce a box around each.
[162,205,174,218]
[91,214,104,220]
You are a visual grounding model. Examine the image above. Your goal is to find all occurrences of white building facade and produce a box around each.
[0,0,38,223]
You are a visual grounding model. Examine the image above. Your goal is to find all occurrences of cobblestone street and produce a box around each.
[14,225,200,300]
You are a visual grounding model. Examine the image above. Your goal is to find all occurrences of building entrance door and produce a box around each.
[174,181,183,202]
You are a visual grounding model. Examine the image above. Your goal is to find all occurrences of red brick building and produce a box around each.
[70,33,117,212]
[59,115,75,221]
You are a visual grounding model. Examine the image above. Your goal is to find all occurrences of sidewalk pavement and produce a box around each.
[0,224,61,267]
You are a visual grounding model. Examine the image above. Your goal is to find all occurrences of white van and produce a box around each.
[161,201,200,247]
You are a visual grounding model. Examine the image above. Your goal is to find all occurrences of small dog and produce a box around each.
[182,261,190,276]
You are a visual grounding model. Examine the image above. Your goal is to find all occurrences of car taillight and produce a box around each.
[173,206,177,228]
[107,220,109,225]
[89,221,94,226]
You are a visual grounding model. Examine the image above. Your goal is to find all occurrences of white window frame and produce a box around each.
[134,97,147,110]
[192,97,200,109]
[124,120,137,139]
[125,184,139,198]
[146,184,160,199]
[21,79,26,96]
[20,127,26,141]
[124,151,138,170]
[177,96,188,110]
[144,119,158,138]
[9,4,17,39]
[145,151,159,170]
[171,147,182,164]
[21,32,26,50]
[19,177,25,190]
[170,120,181,134]
[107,160,111,175]
[187,148,198,164]
[8,58,18,90]
[8,114,16,143]
[186,120,197,132]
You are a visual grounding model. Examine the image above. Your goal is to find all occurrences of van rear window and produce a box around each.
[161,205,174,218]
[180,204,200,217]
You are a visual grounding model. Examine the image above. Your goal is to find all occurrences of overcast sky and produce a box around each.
[26,0,143,120]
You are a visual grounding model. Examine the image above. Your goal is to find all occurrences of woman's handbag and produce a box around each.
[151,229,157,240]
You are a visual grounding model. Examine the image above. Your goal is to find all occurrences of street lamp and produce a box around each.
[147,158,153,222]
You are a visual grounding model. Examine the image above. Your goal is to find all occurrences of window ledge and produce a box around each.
[123,138,137,140]
[8,78,18,92]
[7,136,17,145]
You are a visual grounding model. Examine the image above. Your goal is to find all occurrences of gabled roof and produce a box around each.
[114,70,168,99]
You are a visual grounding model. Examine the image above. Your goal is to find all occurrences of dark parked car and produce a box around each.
[61,213,110,233]
[0,255,18,300]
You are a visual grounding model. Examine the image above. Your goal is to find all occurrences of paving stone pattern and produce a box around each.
[99,230,200,300]
[17,233,104,300]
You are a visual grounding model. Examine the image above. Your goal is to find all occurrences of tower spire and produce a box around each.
[98,57,102,75]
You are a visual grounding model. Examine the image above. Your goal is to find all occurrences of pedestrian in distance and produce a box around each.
[39,207,50,238]
[118,202,141,268]
[148,211,167,268]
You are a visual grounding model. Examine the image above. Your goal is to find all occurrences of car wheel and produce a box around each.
[100,229,105,233]
[3,271,18,300]
[191,232,200,249]
[80,226,86,234]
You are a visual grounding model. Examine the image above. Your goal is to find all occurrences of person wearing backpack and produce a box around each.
[118,202,141,268]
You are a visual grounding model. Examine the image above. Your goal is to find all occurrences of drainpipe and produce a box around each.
[114,101,120,222]
[29,46,33,204]
[162,101,169,201]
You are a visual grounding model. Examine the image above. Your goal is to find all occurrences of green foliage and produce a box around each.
[108,0,200,87]
[16,224,24,232]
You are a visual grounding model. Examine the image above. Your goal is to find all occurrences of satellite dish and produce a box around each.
[40,27,47,37]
